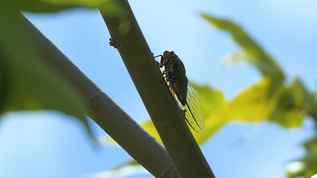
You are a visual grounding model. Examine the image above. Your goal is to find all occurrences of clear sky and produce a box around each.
[0,0,316,178]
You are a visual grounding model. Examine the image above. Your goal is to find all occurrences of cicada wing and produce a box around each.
[178,84,205,132]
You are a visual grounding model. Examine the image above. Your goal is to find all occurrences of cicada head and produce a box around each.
[159,50,176,67]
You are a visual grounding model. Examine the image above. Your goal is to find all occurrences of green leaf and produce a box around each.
[268,107,305,128]
[0,12,91,134]
[292,79,317,119]
[201,14,316,130]
[201,13,285,97]
[190,83,228,143]
[313,89,317,98]
[286,138,317,178]
[268,79,308,128]
[190,83,227,118]
[0,0,123,14]
[219,77,283,122]
[0,54,10,111]
[201,14,284,78]
[190,78,284,146]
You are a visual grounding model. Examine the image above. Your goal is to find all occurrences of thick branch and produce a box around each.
[22,15,176,178]
[100,1,215,177]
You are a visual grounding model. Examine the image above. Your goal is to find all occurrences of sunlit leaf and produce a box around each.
[189,83,228,143]
[0,12,91,134]
[218,77,282,123]
[292,79,317,119]
[268,79,308,128]
[268,108,305,128]
[191,83,227,118]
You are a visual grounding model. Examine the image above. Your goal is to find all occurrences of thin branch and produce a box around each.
[22,14,176,178]
[100,1,215,177]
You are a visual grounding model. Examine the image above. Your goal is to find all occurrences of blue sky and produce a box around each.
[0,0,316,177]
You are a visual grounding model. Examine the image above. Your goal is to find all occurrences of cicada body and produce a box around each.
[158,50,204,132]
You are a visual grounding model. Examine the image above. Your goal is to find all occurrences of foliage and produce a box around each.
[0,11,89,129]
[286,137,317,178]
[0,0,121,135]
[0,0,122,14]
[200,14,317,177]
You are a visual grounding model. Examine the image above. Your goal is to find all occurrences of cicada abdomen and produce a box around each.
[158,50,204,132]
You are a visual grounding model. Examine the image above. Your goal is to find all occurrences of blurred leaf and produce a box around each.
[0,12,91,134]
[190,83,228,143]
[268,79,308,128]
[201,13,284,98]
[0,50,9,110]
[286,138,317,178]
[190,83,227,118]
[219,77,283,122]
[292,79,317,119]
[212,15,317,178]
[268,106,305,128]
[202,13,316,130]
[276,45,317,178]
[313,90,317,98]
[201,14,284,78]
[0,0,123,14]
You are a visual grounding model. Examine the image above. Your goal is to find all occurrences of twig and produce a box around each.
[22,14,176,178]
[100,1,215,177]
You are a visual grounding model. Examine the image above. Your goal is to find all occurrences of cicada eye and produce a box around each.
[162,50,169,57]
[170,51,174,55]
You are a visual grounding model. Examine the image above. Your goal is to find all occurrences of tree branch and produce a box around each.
[100,1,215,177]
[22,14,176,178]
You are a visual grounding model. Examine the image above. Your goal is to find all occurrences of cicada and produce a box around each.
[156,50,204,132]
